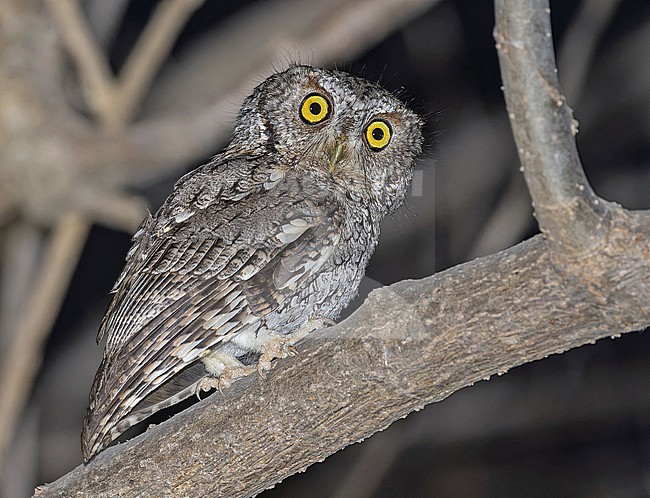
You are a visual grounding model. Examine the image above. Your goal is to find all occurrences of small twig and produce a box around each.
[0,213,90,472]
[494,0,610,256]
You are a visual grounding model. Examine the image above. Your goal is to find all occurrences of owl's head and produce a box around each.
[231,65,424,214]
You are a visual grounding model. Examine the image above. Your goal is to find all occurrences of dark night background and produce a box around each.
[2,0,649,496]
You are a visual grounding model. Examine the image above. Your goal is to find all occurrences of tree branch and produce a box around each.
[108,0,206,129]
[494,0,610,255]
[45,0,205,132]
[35,211,650,496]
[0,213,90,472]
[43,0,115,126]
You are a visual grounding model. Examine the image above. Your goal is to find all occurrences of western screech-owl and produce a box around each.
[82,65,424,461]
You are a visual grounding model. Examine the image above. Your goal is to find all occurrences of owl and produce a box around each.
[81,65,424,462]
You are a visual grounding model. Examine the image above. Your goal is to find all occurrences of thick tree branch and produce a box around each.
[494,0,610,255]
[36,209,650,496]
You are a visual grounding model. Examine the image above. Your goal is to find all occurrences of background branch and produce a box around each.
[46,0,205,132]
[0,213,90,471]
[106,0,206,130]
[44,0,114,123]
[557,0,621,104]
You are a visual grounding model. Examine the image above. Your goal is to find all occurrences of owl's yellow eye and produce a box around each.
[365,120,392,150]
[300,93,330,124]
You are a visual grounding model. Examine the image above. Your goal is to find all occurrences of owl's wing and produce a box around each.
[82,183,340,461]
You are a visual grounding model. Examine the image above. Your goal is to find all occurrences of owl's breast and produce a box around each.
[279,193,379,329]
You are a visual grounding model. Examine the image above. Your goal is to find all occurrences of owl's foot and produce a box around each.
[257,336,294,378]
[195,363,255,397]
[257,317,335,378]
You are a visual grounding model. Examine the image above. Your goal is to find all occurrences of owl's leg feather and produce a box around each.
[257,317,334,377]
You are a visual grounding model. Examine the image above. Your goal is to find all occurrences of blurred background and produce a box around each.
[1,0,649,496]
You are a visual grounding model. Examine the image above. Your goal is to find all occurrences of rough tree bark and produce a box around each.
[34,0,650,496]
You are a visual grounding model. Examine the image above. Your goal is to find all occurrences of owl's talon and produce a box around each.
[193,364,254,398]
[257,360,272,379]
[255,317,335,376]
[194,377,220,400]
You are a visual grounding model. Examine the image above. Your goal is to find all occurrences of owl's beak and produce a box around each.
[328,141,345,173]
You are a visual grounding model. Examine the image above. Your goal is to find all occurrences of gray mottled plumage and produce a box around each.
[82,65,423,462]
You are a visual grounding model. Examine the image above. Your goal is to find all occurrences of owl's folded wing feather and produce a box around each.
[82,185,340,461]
